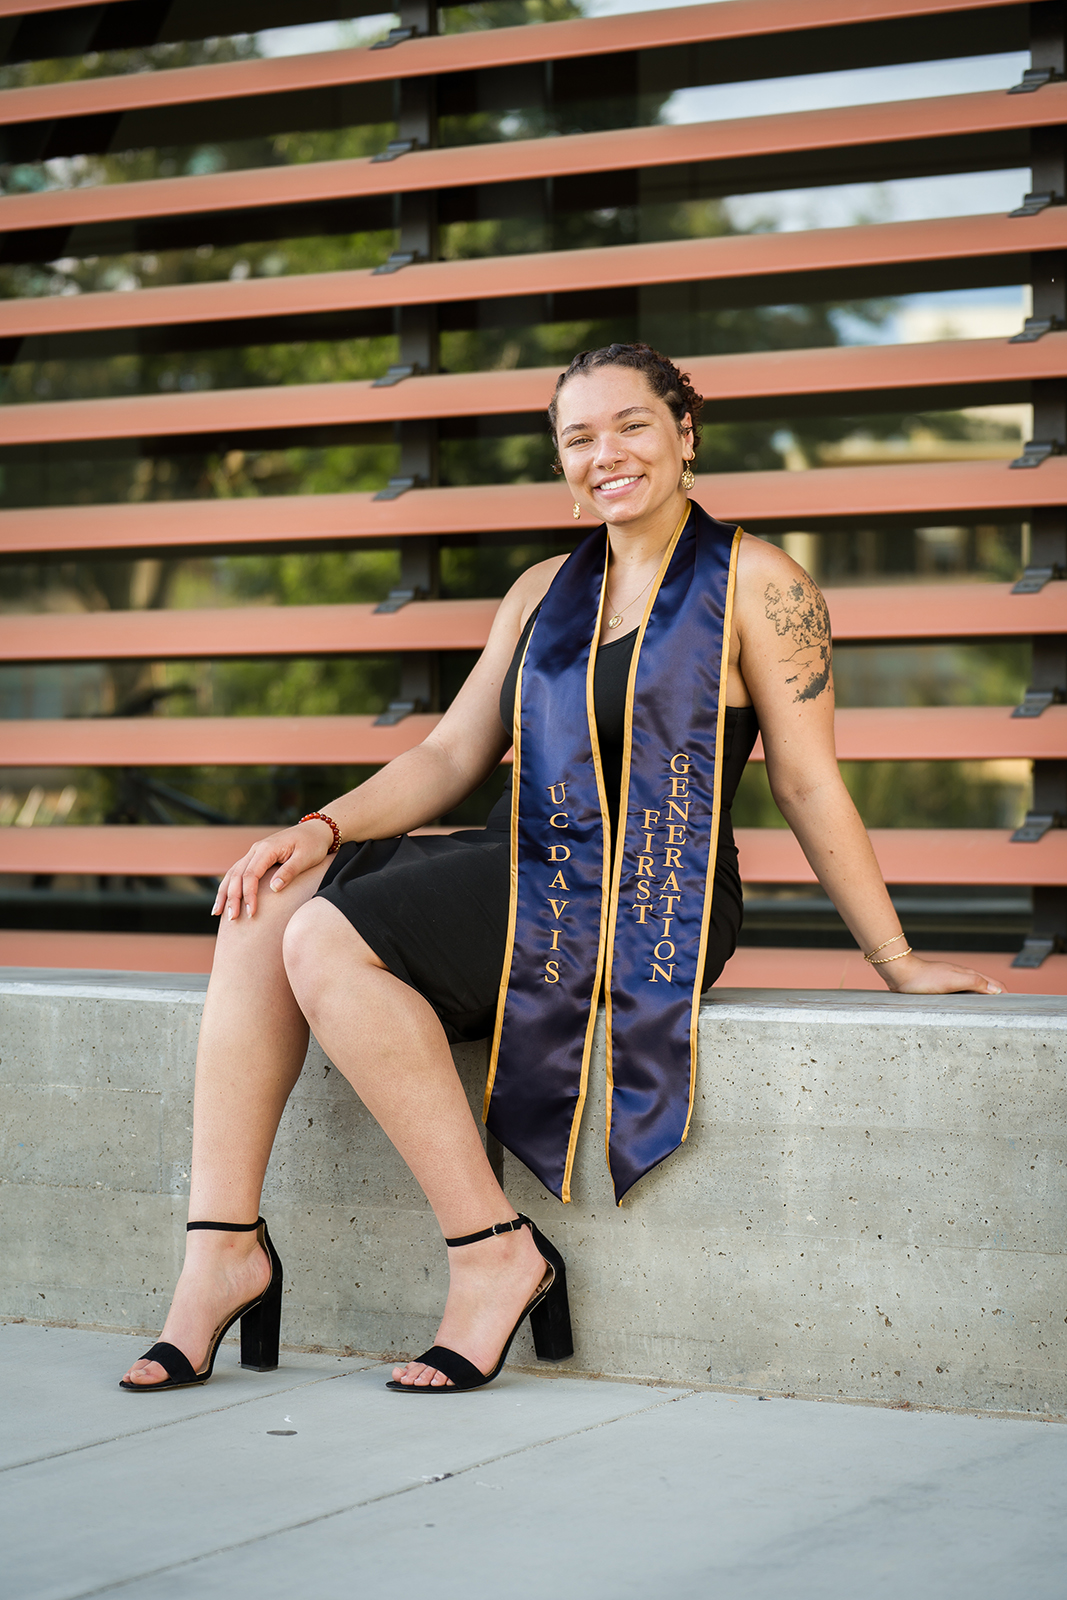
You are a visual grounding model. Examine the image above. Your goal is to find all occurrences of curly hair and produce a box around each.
[547,343,704,459]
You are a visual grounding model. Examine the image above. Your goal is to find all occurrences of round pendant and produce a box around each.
[607,614,623,628]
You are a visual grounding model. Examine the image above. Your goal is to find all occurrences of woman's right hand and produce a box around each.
[211,818,338,922]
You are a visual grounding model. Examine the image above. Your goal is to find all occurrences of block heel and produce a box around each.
[387,1213,573,1393]
[527,1225,573,1361]
[239,1222,283,1371]
[119,1217,282,1393]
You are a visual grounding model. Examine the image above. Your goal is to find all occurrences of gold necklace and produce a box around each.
[605,566,658,629]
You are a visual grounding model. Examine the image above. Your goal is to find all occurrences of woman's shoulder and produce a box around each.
[732,531,826,622]
[733,529,800,586]
[508,553,570,629]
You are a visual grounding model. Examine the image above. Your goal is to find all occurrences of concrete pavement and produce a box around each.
[3,1321,1065,1600]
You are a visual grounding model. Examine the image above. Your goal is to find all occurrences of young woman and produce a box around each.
[120,344,1001,1396]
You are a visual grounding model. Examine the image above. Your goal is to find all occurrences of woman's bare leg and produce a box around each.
[121,861,329,1386]
[282,897,548,1389]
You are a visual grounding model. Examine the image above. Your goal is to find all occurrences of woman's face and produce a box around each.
[555,365,692,528]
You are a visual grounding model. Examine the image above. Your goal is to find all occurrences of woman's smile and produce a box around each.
[594,472,644,498]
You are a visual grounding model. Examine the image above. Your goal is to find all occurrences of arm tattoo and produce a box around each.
[763,574,832,703]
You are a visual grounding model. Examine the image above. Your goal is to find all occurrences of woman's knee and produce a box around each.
[281,900,325,989]
[212,884,291,971]
[282,897,376,1003]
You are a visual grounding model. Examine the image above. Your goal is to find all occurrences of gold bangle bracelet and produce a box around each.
[867,946,913,965]
[865,932,907,960]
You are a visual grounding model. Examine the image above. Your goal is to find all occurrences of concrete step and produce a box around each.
[1,968,1064,1416]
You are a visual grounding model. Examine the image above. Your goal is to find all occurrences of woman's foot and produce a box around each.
[120,1227,271,1387]
[391,1223,549,1389]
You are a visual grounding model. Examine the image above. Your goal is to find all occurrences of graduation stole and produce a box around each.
[485,499,742,1204]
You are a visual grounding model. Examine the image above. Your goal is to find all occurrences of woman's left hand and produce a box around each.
[880,953,1004,995]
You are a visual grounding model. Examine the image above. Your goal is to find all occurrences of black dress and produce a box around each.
[317,615,760,1042]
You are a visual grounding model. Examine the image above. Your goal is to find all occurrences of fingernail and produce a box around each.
[245,904,252,917]
[270,878,282,891]
[227,908,236,921]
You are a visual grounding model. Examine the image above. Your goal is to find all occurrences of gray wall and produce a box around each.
[1,971,1064,1415]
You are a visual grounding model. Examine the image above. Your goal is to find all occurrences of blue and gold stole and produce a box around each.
[485,499,742,1203]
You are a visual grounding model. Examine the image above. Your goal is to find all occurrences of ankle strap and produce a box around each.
[187,1218,262,1233]
[445,1215,531,1248]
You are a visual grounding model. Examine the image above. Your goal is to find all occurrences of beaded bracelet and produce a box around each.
[299,811,341,854]
[867,945,913,965]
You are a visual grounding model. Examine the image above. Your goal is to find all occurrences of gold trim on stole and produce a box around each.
[483,617,537,1118]
[556,558,613,1202]
[601,503,693,1195]
[483,565,613,1204]
[682,523,744,1144]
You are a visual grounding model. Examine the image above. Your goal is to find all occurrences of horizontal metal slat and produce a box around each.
[6,334,1066,447]
[2,705,1062,767]
[0,86,1054,236]
[0,0,115,12]
[0,210,1060,343]
[0,928,219,974]
[736,827,1067,885]
[3,933,1058,994]
[2,584,1063,665]
[0,825,271,874]
[0,715,442,766]
[763,705,1067,761]
[0,600,499,660]
[0,0,1017,122]
[4,460,1067,555]
[2,823,1063,884]
[717,945,1066,993]
[823,582,1067,641]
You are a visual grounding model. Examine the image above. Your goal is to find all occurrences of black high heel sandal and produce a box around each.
[386,1214,573,1393]
[119,1218,283,1393]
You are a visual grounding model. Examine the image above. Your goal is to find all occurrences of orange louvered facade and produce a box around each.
[1,0,1064,987]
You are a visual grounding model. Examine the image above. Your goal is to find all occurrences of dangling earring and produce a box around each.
[681,461,695,491]
[573,501,581,519]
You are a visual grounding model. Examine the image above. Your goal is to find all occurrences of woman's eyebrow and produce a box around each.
[560,406,654,438]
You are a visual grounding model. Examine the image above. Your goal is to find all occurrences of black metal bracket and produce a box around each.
[1012,564,1065,592]
[1011,935,1060,967]
[1009,438,1064,468]
[372,251,422,276]
[371,139,420,164]
[371,26,420,48]
[1012,687,1065,717]
[372,364,420,388]
[372,476,421,502]
[374,586,425,613]
[1010,809,1064,840]
[1009,66,1065,93]
[1010,315,1066,343]
[373,698,425,725]
[1009,189,1066,217]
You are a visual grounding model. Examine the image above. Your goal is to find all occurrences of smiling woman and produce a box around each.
[118,342,1003,1407]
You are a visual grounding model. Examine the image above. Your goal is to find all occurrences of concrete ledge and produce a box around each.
[1,968,1064,1415]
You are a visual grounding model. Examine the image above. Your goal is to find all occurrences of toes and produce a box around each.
[123,1360,167,1386]
[391,1361,453,1388]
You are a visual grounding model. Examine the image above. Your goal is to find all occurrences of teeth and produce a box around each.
[599,475,640,490]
